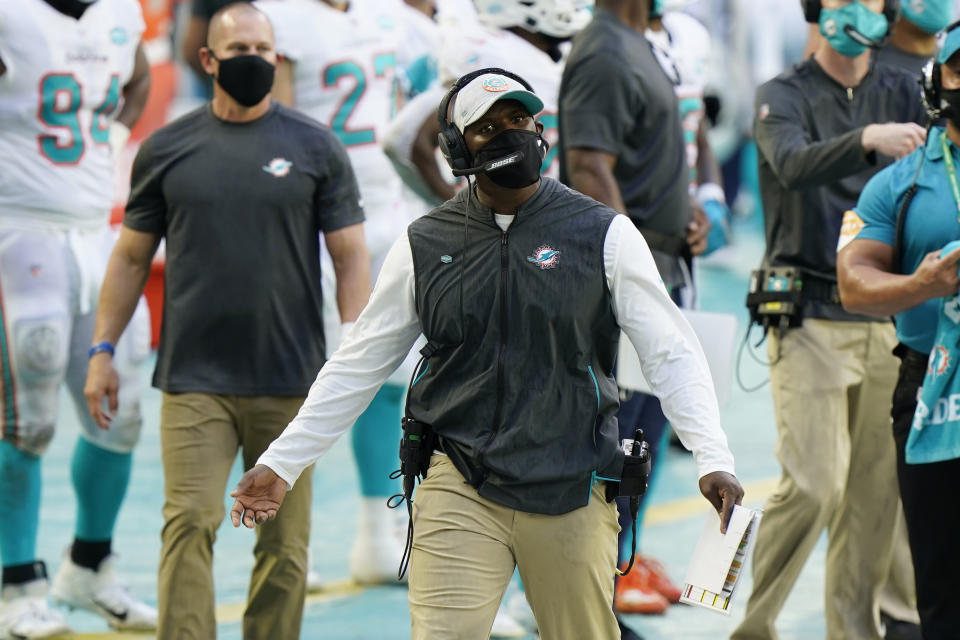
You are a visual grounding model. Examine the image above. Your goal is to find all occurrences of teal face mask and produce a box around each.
[902,0,954,35]
[819,2,889,57]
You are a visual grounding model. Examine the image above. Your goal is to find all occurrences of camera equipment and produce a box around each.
[605,428,651,576]
[745,266,805,332]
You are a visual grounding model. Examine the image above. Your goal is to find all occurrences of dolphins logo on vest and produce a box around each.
[527,246,560,270]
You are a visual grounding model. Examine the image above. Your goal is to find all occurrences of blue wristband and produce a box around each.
[88,341,115,358]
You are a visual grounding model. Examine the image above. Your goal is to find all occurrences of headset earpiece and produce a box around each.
[436,67,537,173]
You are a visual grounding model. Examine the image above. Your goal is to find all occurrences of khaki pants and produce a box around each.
[157,393,312,640]
[733,320,900,640]
[408,455,621,640]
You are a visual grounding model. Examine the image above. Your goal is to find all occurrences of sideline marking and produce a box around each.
[74,477,779,639]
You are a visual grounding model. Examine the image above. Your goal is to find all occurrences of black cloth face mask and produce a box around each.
[473,129,547,189]
[212,54,275,107]
[942,87,960,129]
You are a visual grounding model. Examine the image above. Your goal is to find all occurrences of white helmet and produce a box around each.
[473,0,594,39]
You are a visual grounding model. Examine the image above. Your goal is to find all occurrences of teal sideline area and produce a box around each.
[38,212,833,639]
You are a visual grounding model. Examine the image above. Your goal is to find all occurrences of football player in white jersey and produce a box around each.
[383,0,590,207]
[0,0,156,636]
[255,0,422,585]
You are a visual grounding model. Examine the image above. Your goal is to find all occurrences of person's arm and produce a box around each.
[411,115,456,201]
[838,239,960,316]
[230,235,423,527]
[84,227,161,428]
[84,136,166,427]
[564,148,627,214]
[696,117,722,188]
[116,42,150,130]
[754,81,926,190]
[324,223,370,323]
[836,158,960,314]
[560,53,636,212]
[604,214,742,530]
[271,58,295,107]
[382,87,455,203]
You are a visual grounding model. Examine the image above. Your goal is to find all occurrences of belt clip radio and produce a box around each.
[745,266,804,333]
[607,429,652,576]
[387,417,436,580]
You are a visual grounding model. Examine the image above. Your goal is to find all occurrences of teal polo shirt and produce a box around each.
[853,126,960,354]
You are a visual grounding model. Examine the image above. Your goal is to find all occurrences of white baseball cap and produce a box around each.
[452,73,544,134]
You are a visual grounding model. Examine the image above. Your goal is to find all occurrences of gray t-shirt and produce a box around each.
[124,102,364,395]
[559,8,689,286]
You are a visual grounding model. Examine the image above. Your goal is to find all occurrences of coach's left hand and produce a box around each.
[230,464,287,528]
[698,471,745,534]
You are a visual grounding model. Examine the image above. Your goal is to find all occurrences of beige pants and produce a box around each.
[408,455,621,640]
[733,320,901,640]
[157,393,312,640]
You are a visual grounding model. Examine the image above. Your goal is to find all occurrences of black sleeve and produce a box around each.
[123,136,167,235]
[560,52,641,155]
[313,130,365,233]
[754,79,875,190]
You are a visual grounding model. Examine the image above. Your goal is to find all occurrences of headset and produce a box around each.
[436,67,539,176]
[801,0,900,38]
[921,20,960,118]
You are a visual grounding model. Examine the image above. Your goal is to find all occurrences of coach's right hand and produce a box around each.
[230,464,288,528]
[84,352,119,429]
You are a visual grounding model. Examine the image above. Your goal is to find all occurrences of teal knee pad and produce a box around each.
[0,440,41,566]
[71,437,132,541]
[351,384,405,497]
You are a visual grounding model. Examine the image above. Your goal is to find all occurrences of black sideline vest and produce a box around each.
[406,178,623,515]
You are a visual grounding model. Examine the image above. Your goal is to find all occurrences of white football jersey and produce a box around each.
[647,12,711,194]
[0,0,144,228]
[257,0,408,233]
[439,24,563,179]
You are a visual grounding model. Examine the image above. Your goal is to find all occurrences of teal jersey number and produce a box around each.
[323,53,396,147]
[373,52,397,119]
[38,73,122,164]
[91,75,121,145]
[38,73,84,165]
[539,112,559,174]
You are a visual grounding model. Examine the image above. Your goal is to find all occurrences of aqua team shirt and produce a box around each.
[848,126,960,354]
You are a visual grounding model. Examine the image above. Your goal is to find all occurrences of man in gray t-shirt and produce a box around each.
[560,1,708,289]
[83,5,370,639]
[559,5,710,635]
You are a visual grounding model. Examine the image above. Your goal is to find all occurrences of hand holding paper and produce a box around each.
[698,471,745,533]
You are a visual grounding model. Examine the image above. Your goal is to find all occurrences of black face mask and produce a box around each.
[44,0,95,19]
[472,129,547,189]
[212,54,275,107]
[942,87,960,129]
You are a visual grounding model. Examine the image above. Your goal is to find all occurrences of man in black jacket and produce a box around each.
[229,69,743,640]
[733,2,926,639]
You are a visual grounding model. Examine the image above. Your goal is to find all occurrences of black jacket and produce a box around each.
[754,56,925,320]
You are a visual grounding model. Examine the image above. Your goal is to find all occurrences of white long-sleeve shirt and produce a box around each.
[259,213,736,488]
